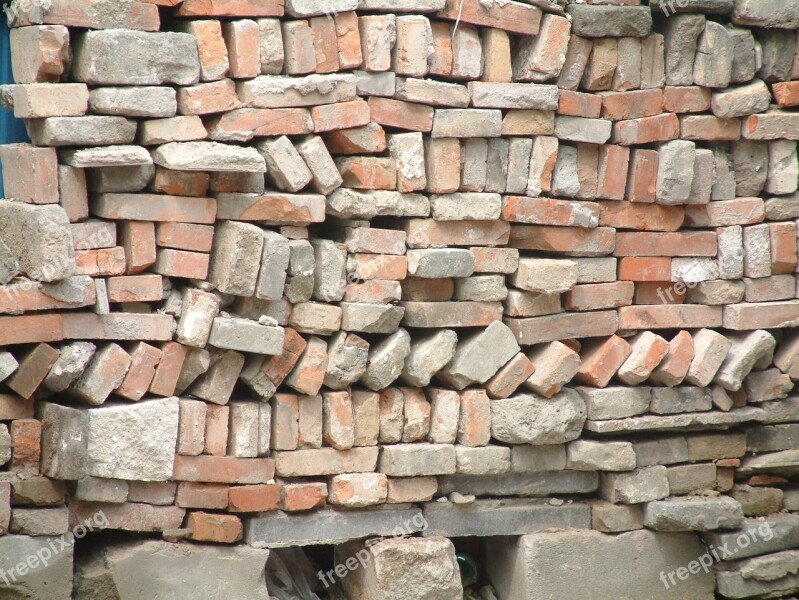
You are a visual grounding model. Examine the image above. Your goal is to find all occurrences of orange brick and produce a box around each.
[576,335,632,388]
[618,257,672,281]
[152,168,210,197]
[598,201,684,232]
[367,97,433,132]
[177,79,241,115]
[684,199,765,228]
[509,225,615,255]
[429,21,453,77]
[119,221,157,275]
[107,274,164,303]
[348,254,407,281]
[208,107,313,139]
[681,115,741,141]
[612,112,680,145]
[618,305,722,330]
[338,157,396,190]
[663,86,711,114]
[280,482,327,511]
[186,20,229,81]
[565,281,634,311]
[223,20,260,79]
[600,89,663,121]
[481,28,511,83]
[635,282,686,305]
[156,223,215,253]
[75,247,126,277]
[228,483,280,512]
[425,138,461,194]
[115,342,162,401]
[312,99,370,132]
[187,511,242,543]
[177,0,284,17]
[173,455,275,484]
[650,330,694,386]
[626,149,658,203]
[335,12,363,70]
[770,222,797,275]
[502,197,601,227]
[0,144,58,204]
[310,15,339,73]
[485,353,535,399]
[6,344,59,400]
[259,328,308,389]
[596,145,630,201]
[458,389,491,446]
[154,248,210,279]
[559,90,602,118]
[324,123,386,154]
[149,342,189,397]
[402,278,454,302]
[10,419,41,475]
[0,282,94,315]
[0,315,63,347]
[614,232,717,257]
[204,405,229,457]
[176,482,229,509]
[772,81,799,108]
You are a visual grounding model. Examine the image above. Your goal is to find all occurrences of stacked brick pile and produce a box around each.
[2,0,799,597]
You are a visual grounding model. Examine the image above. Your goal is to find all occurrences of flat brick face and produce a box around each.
[5,2,799,585]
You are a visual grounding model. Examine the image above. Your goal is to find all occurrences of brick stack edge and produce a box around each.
[1,0,799,597]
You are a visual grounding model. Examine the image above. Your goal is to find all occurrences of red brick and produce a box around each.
[324,124,387,154]
[177,79,241,115]
[223,19,260,79]
[176,482,230,509]
[598,201,684,232]
[437,0,542,36]
[663,86,711,114]
[260,328,308,390]
[312,100,370,132]
[209,107,313,140]
[177,0,284,18]
[5,344,58,399]
[187,511,242,543]
[152,168,211,197]
[772,81,799,108]
[156,222,215,253]
[600,89,663,121]
[770,222,797,275]
[612,112,680,145]
[10,419,41,475]
[367,97,434,132]
[458,389,491,446]
[401,278,454,302]
[75,247,126,277]
[119,221,157,275]
[684,199,765,228]
[565,281,634,311]
[348,254,407,281]
[485,353,535,399]
[619,305,723,330]
[70,501,184,532]
[61,313,174,341]
[280,482,327,511]
[559,90,602,118]
[310,15,339,73]
[184,20,229,81]
[635,282,685,305]
[575,335,632,388]
[338,157,397,190]
[335,12,362,70]
[681,115,741,141]
[650,330,694,386]
[115,342,162,401]
[0,282,95,315]
[173,455,276,484]
[626,149,658,203]
[0,315,63,347]
[509,225,615,256]
[614,232,717,257]
[107,274,164,304]
[481,28,511,83]
[154,248,210,279]
[204,405,229,456]
[12,0,160,29]
[149,342,189,397]
[596,145,630,201]
[0,395,34,421]
[429,21,453,77]
[228,483,280,512]
[0,144,58,204]
[502,197,600,227]
[93,193,217,224]
[618,257,671,281]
